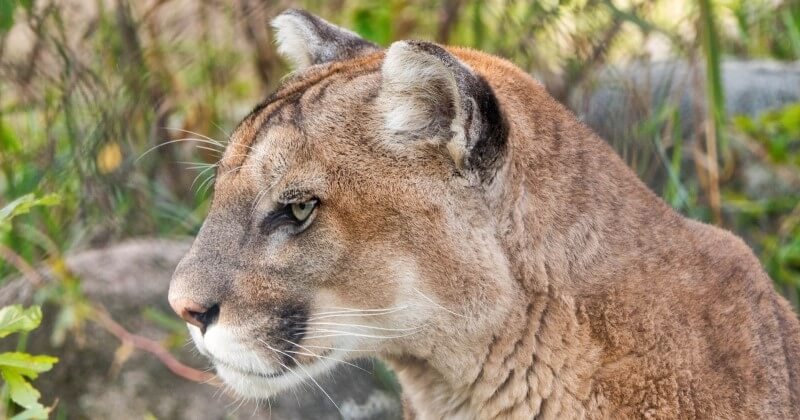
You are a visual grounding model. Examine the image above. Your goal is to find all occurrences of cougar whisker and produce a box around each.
[412,287,472,319]
[195,145,224,155]
[251,188,271,216]
[308,308,408,321]
[197,174,217,196]
[306,321,422,332]
[191,165,217,191]
[163,127,227,148]
[315,305,408,315]
[261,340,341,414]
[281,345,369,373]
[136,137,225,163]
[255,339,307,389]
[302,329,422,341]
[299,344,378,353]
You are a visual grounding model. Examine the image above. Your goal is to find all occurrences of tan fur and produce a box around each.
[169,13,800,419]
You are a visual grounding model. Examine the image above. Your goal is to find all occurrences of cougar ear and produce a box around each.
[379,41,507,179]
[271,9,379,70]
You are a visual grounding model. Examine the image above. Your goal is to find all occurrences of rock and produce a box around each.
[571,59,800,147]
[0,239,402,420]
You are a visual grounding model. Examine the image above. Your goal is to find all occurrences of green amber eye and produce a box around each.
[290,200,317,222]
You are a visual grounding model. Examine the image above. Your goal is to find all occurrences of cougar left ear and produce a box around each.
[379,41,508,180]
[271,9,379,70]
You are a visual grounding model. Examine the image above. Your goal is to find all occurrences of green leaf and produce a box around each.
[10,404,50,420]
[733,115,757,136]
[0,362,38,379]
[0,194,60,228]
[0,0,17,33]
[0,307,54,419]
[1,368,50,419]
[0,305,42,338]
[1,368,40,409]
[0,118,21,153]
[0,353,58,378]
[778,103,800,134]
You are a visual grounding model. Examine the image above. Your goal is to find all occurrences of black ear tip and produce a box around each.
[272,8,325,30]
[272,8,378,69]
[381,40,508,179]
[278,8,314,20]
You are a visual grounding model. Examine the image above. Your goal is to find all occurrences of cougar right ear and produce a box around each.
[271,9,379,70]
[378,41,508,181]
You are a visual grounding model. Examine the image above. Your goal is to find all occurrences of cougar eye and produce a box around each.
[290,200,317,222]
[259,199,318,235]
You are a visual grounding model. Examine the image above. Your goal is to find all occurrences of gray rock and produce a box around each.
[571,59,800,146]
[0,239,402,420]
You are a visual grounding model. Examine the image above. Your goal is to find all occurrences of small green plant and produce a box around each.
[734,104,800,166]
[0,195,60,229]
[0,305,58,419]
[0,195,60,418]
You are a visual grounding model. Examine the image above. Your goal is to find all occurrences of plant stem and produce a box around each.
[698,0,726,224]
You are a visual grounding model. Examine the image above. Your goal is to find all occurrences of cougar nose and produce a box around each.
[169,297,220,333]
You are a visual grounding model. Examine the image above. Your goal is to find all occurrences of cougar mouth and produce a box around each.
[213,358,287,379]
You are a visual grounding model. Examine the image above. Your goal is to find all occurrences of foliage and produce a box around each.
[0,1,33,34]
[0,305,57,419]
[0,194,59,233]
[730,103,800,306]
[0,192,199,418]
[735,104,800,166]
[0,196,59,418]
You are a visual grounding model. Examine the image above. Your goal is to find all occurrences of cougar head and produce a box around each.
[168,9,517,399]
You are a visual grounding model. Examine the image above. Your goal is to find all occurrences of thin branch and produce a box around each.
[93,306,218,384]
[0,244,45,287]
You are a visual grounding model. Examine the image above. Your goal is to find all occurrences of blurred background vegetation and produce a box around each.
[0,0,799,417]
